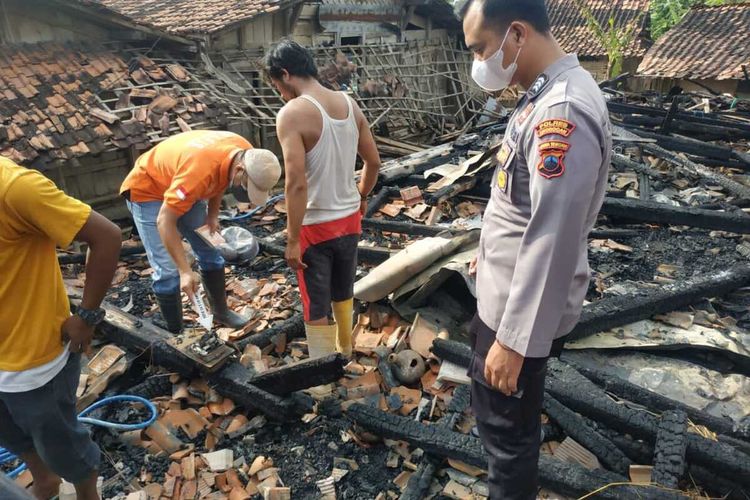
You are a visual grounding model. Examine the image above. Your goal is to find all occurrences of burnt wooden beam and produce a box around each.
[433,266,750,361]
[560,357,750,441]
[365,186,400,218]
[543,395,632,475]
[378,143,454,183]
[249,353,346,396]
[236,313,305,351]
[401,385,470,500]
[630,128,750,167]
[362,218,456,237]
[644,143,750,201]
[611,153,668,180]
[347,403,687,499]
[569,264,750,341]
[600,197,750,233]
[91,301,343,420]
[364,217,642,240]
[424,177,478,205]
[607,101,750,135]
[546,360,750,487]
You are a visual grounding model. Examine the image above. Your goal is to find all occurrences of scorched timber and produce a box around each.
[600,197,750,233]
[248,353,345,396]
[363,218,642,240]
[236,313,305,351]
[378,143,454,183]
[546,360,750,487]
[568,265,750,341]
[347,404,687,499]
[401,385,471,500]
[429,341,750,485]
[562,359,750,441]
[643,143,750,201]
[90,301,344,420]
[542,395,632,475]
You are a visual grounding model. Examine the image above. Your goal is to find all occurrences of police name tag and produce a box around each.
[496,141,516,170]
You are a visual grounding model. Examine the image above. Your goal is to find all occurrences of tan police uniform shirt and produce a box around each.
[475,54,612,358]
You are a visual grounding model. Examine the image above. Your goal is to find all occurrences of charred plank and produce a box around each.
[600,197,750,233]
[347,403,687,499]
[543,395,632,475]
[546,360,750,487]
[236,314,305,351]
[248,353,345,396]
[652,410,689,489]
[561,358,750,441]
[569,265,750,341]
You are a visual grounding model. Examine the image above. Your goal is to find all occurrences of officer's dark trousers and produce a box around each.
[468,315,563,500]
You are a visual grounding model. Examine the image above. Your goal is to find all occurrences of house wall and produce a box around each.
[46,149,133,220]
[0,0,111,44]
[211,12,290,50]
[634,77,741,97]
[577,56,643,83]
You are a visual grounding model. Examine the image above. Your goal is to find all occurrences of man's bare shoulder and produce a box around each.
[278,98,317,123]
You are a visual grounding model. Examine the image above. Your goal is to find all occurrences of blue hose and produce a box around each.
[221,194,285,222]
[1,395,157,479]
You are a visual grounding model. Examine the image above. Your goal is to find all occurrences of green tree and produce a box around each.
[650,0,743,39]
[574,0,645,78]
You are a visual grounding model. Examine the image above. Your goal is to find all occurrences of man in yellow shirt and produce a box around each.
[120,130,281,333]
[0,158,121,499]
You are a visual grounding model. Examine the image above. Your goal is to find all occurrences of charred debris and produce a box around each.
[7,87,750,499]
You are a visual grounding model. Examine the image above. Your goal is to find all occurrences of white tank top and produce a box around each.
[298,92,361,225]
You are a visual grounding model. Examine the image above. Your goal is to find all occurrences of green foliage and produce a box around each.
[574,0,644,78]
[650,0,742,39]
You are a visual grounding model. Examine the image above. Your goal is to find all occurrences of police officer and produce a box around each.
[461,0,612,498]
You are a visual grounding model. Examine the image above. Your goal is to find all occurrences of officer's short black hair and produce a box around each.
[459,0,551,34]
[264,39,318,80]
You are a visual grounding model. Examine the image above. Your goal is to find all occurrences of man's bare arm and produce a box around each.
[74,211,121,310]
[63,210,121,353]
[277,105,309,269]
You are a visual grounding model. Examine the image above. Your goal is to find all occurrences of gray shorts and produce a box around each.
[0,353,100,483]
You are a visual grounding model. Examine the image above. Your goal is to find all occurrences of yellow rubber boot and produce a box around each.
[305,323,337,359]
[332,299,354,358]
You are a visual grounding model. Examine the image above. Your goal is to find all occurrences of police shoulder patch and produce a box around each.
[535,119,575,138]
[536,140,569,180]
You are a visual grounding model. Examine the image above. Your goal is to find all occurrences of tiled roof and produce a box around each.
[637,3,750,80]
[0,42,229,169]
[547,0,652,58]
[84,0,295,35]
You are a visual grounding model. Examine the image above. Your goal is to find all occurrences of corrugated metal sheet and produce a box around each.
[637,3,750,81]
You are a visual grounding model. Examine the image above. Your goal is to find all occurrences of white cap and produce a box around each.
[234,149,281,205]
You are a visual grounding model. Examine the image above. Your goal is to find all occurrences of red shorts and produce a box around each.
[297,211,362,321]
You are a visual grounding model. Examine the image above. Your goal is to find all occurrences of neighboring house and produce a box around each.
[0,0,243,218]
[546,0,652,81]
[83,0,299,50]
[85,0,458,50]
[637,3,750,97]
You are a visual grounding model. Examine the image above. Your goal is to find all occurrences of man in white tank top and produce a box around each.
[265,40,381,359]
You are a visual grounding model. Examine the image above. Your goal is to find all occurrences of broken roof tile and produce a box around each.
[638,3,750,80]
[547,0,651,58]
[86,0,299,36]
[0,41,230,169]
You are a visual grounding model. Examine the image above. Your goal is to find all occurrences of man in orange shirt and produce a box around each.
[120,131,281,333]
[0,157,121,499]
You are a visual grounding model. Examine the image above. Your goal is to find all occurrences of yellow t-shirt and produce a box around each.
[0,158,92,371]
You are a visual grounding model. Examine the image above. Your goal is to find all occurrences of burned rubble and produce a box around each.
[4,88,750,500]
